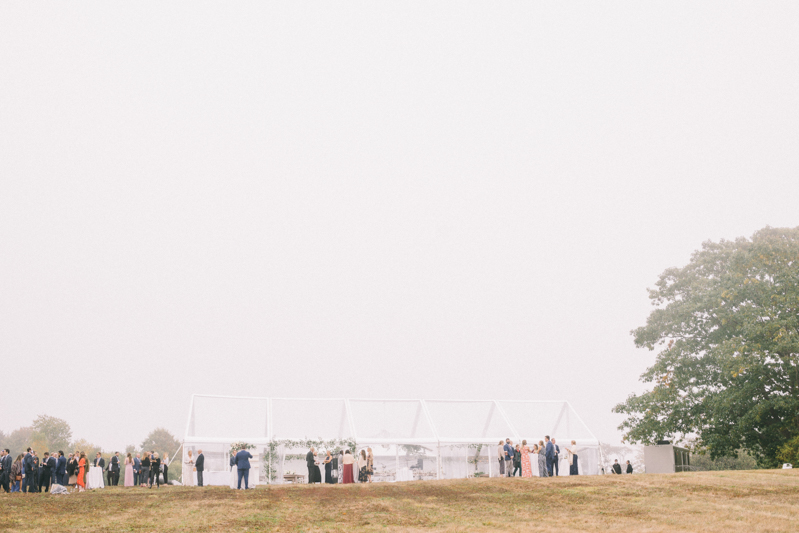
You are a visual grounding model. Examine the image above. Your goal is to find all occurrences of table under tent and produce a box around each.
[181,395,603,485]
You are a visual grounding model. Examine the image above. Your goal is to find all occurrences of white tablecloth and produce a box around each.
[396,467,413,482]
[87,466,105,489]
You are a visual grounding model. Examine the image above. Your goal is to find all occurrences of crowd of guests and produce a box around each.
[305,446,373,485]
[498,436,578,477]
[0,447,172,493]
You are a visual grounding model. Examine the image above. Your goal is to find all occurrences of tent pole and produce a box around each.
[437,445,441,480]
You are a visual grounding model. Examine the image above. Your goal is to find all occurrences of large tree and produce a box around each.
[614,227,799,467]
[32,415,72,453]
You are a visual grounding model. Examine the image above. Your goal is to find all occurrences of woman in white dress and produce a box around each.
[229,449,238,489]
[183,450,196,486]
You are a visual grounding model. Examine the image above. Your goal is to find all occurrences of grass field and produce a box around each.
[1,470,797,532]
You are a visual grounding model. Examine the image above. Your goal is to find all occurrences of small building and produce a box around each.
[644,442,690,473]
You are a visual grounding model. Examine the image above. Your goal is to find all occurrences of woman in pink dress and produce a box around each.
[521,440,533,478]
[124,453,134,487]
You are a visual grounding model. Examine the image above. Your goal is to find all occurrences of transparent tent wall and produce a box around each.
[355,442,440,482]
[440,444,491,480]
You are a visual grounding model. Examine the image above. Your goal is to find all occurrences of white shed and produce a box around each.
[643,443,691,473]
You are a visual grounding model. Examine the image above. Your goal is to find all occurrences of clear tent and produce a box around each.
[182,395,602,485]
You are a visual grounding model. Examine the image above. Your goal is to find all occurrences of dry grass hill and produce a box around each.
[1,469,797,532]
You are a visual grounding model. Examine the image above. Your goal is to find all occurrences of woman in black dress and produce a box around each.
[324,450,333,483]
[312,451,322,483]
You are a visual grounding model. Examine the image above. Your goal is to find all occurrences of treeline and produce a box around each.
[0,415,181,466]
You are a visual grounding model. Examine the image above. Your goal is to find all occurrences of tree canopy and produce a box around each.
[141,428,180,456]
[614,227,799,467]
[32,415,72,453]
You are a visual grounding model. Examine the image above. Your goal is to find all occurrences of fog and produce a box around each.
[2,1,798,452]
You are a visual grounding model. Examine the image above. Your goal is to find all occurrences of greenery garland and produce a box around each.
[263,438,358,482]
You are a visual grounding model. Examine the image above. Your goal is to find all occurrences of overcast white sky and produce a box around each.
[2,1,798,452]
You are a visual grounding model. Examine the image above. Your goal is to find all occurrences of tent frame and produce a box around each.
[184,395,599,445]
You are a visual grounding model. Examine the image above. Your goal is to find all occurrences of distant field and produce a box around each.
[1,470,797,532]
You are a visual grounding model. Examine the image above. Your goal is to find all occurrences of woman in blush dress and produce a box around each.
[520,440,532,478]
[77,452,87,492]
[124,453,134,487]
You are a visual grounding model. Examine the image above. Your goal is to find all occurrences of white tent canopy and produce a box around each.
[183,395,602,484]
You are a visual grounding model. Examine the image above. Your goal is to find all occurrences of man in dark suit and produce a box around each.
[625,460,633,474]
[544,436,554,477]
[109,452,120,486]
[306,447,316,484]
[22,448,34,492]
[0,449,10,492]
[133,454,141,486]
[39,452,54,492]
[233,447,253,490]
[56,451,67,486]
[195,450,205,487]
[551,439,560,476]
[94,453,105,469]
[612,459,622,474]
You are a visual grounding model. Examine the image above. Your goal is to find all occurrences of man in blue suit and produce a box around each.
[56,451,67,486]
[233,447,253,490]
[133,454,141,486]
[544,436,554,477]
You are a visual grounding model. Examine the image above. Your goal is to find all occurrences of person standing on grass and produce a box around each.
[66,453,77,487]
[234,446,253,490]
[566,441,579,476]
[76,452,87,492]
[544,436,554,477]
[520,440,532,478]
[140,452,151,487]
[537,440,548,477]
[626,460,633,474]
[342,450,355,484]
[11,455,23,492]
[551,439,560,477]
[124,454,134,487]
[39,452,54,492]
[195,450,205,487]
[503,439,515,477]
[612,459,622,474]
[366,448,374,483]
[306,446,315,484]
[512,445,522,477]
[0,449,9,493]
[57,451,67,486]
[162,453,170,485]
[133,453,141,486]
[22,448,33,492]
[150,453,161,489]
